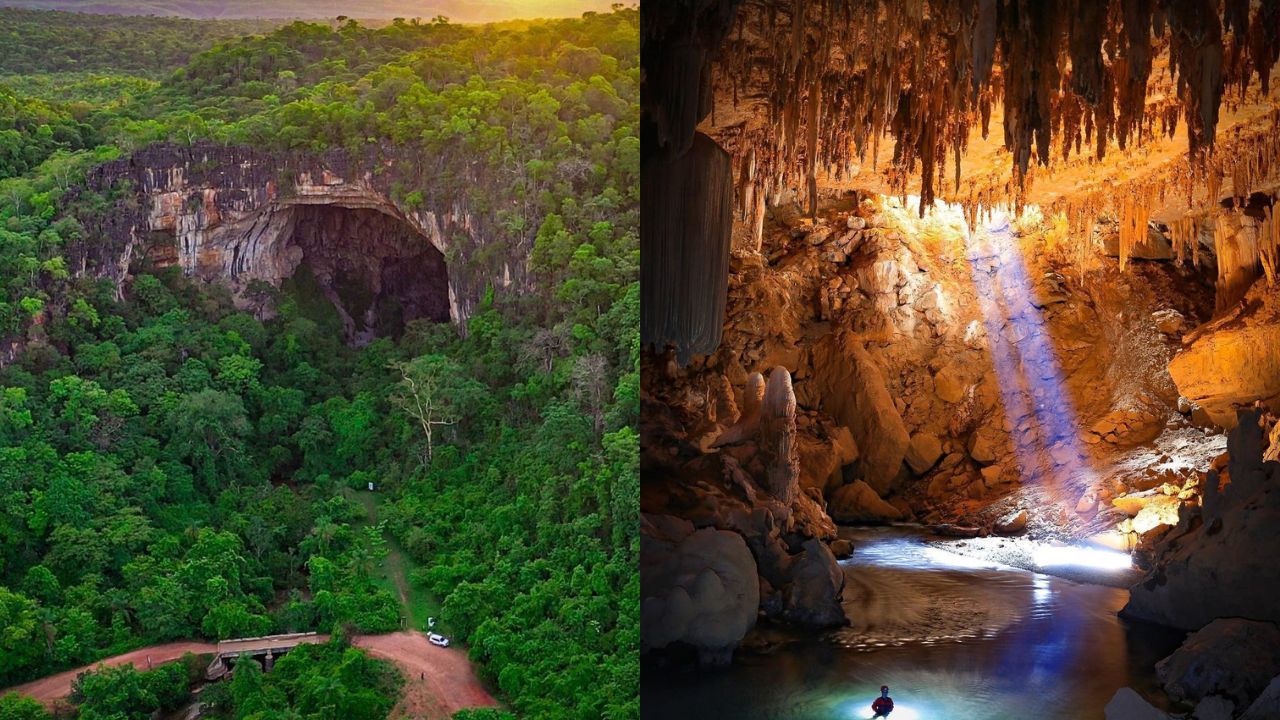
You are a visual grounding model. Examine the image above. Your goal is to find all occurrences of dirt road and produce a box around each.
[354,631,500,719]
[2,633,498,719]
[3,642,216,706]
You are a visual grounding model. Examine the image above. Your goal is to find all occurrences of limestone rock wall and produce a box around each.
[67,142,520,328]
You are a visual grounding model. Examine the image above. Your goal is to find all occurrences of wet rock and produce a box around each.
[1191,696,1235,720]
[1156,618,1280,709]
[994,509,1028,535]
[780,539,847,627]
[1104,688,1169,720]
[827,480,902,524]
[904,433,943,474]
[641,515,760,666]
[930,524,982,538]
[829,538,853,559]
[1240,676,1280,720]
[1124,410,1280,629]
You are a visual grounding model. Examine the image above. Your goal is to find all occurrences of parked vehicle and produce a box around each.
[428,633,450,647]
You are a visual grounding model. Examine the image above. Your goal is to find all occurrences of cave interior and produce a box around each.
[640,1,1280,717]
[284,204,451,343]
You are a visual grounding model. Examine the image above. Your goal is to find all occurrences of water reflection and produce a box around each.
[641,528,1183,720]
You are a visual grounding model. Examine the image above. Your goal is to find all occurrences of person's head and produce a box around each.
[881,686,889,697]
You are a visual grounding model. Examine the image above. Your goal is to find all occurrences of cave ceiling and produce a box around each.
[691,0,1280,222]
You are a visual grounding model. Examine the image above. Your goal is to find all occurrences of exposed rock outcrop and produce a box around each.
[68,142,508,330]
[827,480,902,524]
[807,331,910,495]
[1169,283,1280,428]
[1123,409,1280,629]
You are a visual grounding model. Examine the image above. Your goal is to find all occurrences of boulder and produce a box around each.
[1112,489,1161,516]
[967,427,1000,465]
[829,538,853,559]
[904,433,943,474]
[1123,410,1280,629]
[934,366,966,403]
[807,332,911,494]
[1191,696,1235,720]
[1104,688,1169,720]
[994,509,1028,535]
[1168,284,1280,428]
[1152,309,1185,335]
[1131,495,1181,535]
[780,538,847,627]
[640,515,760,665]
[1156,618,1280,709]
[1240,676,1280,720]
[827,480,902,524]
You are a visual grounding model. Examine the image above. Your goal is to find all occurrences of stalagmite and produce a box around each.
[759,367,799,505]
[711,372,766,448]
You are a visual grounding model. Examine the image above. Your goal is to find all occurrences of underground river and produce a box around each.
[641,527,1186,720]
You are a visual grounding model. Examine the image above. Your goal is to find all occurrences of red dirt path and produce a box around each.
[354,632,501,719]
[2,632,499,719]
[3,642,216,707]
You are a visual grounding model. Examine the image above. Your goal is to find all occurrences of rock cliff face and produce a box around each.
[68,142,521,334]
[1123,409,1280,630]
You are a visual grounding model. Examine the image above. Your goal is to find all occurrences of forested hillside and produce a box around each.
[0,7,637,720]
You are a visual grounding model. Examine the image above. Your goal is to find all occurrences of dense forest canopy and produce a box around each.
[0,1,619,23]
[0,6,637,720]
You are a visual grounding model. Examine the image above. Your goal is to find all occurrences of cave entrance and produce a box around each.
[282,204,450,344]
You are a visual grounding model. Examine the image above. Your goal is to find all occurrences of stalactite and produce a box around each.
[640,132,734,363]
[1214,209,1261,314]
[709,0,1280,217]
[1170,215,1198,267]
[1118,187,1154,273]
[1261,205,1279,287]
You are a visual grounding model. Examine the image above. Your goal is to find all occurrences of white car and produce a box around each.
[428,633,450,647]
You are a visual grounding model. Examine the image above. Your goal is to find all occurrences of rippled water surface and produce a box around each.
[642,528,1184,720]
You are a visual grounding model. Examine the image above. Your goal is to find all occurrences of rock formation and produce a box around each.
[1170,283,1280,428]
[1156,618,1280,712]
[807,331,910,495]
[67,142,514,333]
[1123,409,1280,629]
[640,514,760,666]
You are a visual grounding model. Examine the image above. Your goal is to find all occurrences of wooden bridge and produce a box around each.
[204,632,328,679]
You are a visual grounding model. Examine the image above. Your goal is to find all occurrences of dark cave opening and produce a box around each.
[285,204,450,343]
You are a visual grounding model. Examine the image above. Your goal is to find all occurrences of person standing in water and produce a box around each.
[872,685,894,717]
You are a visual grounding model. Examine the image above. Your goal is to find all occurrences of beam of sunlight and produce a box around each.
[1032,544,1133,571]
[963,205,1095,492]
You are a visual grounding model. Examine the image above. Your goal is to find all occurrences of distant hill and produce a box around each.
[0,0,621,22]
